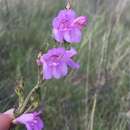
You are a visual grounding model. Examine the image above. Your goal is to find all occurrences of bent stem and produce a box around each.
[90,93,97,130]
[17,67,42,116]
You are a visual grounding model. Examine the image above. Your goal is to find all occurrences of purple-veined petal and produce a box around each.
[37,117,44,129]
[25,124,32,130]
[72,16,88,30]
[52,66,61,79]
[59,63,68,76]
[52,17,59,28]
[33,112,40,116]
[64,28,82,43]
[58,9,76,21]
[14,113,34,124]
[34,124,39,130]
[43,61,52,80]
[47,47,65,56]
[66,48,77,57]
[52,28,64,42]
[67,59,80,69]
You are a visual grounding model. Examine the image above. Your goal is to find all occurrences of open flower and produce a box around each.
[13,112,44,130]
[52,9,88,43]
[37,47,80,80]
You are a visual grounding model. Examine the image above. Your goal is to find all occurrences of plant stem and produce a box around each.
[16,67,42,116]
[18,81,40,115]
[90,93,97,130]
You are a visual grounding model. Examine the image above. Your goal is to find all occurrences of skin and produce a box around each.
[0,109,14,130]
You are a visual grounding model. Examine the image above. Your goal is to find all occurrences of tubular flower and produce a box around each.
[37,47,80,80]
[52,9,88,43]
[13,112,44,130]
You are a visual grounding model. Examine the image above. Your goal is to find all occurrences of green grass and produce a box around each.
[0,0,130,130]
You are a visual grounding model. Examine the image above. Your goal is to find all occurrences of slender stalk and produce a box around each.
[4,0,9,17]
[90,93,97,130]
[24,105,33,113]
[18,81,40,115]
[17,66,42,116]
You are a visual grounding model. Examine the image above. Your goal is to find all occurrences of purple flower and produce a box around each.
[13,112,44,130]
[37,47,80,80]
[52,9,88,43]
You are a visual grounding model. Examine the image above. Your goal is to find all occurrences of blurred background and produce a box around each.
[0,0,130,130]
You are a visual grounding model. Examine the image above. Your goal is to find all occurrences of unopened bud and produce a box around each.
[66,0,71,9]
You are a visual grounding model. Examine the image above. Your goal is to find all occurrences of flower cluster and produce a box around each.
[38,9,88,80]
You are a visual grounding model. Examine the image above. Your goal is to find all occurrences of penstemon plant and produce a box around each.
[0,0,88,130]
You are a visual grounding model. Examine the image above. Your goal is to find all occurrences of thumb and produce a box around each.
[0,114,13,130]
[0,109,15,130]
[4,108,15,119]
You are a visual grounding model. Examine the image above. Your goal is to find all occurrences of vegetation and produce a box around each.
[0,0,130,130]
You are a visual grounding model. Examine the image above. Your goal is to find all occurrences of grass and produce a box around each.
[0,0,130,130]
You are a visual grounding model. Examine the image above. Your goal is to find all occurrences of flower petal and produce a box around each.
[14,113,33,124]
[25,124,32,130]
[67,59,80,69]
[52,28,63,42]
[66,48,77,57]
[52,17,59,28]
[72,16,88,30]
[59,63,68,76]
[43,61,52,80]
[37,117,44,130]
[58,9,76,21]
[52,66,61,79]
[34,124,39,130]
[64,28,82,43]
[47,47,65,56]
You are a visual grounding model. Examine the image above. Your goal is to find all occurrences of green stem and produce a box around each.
[18,81,40,115]
[16,67,42,116]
